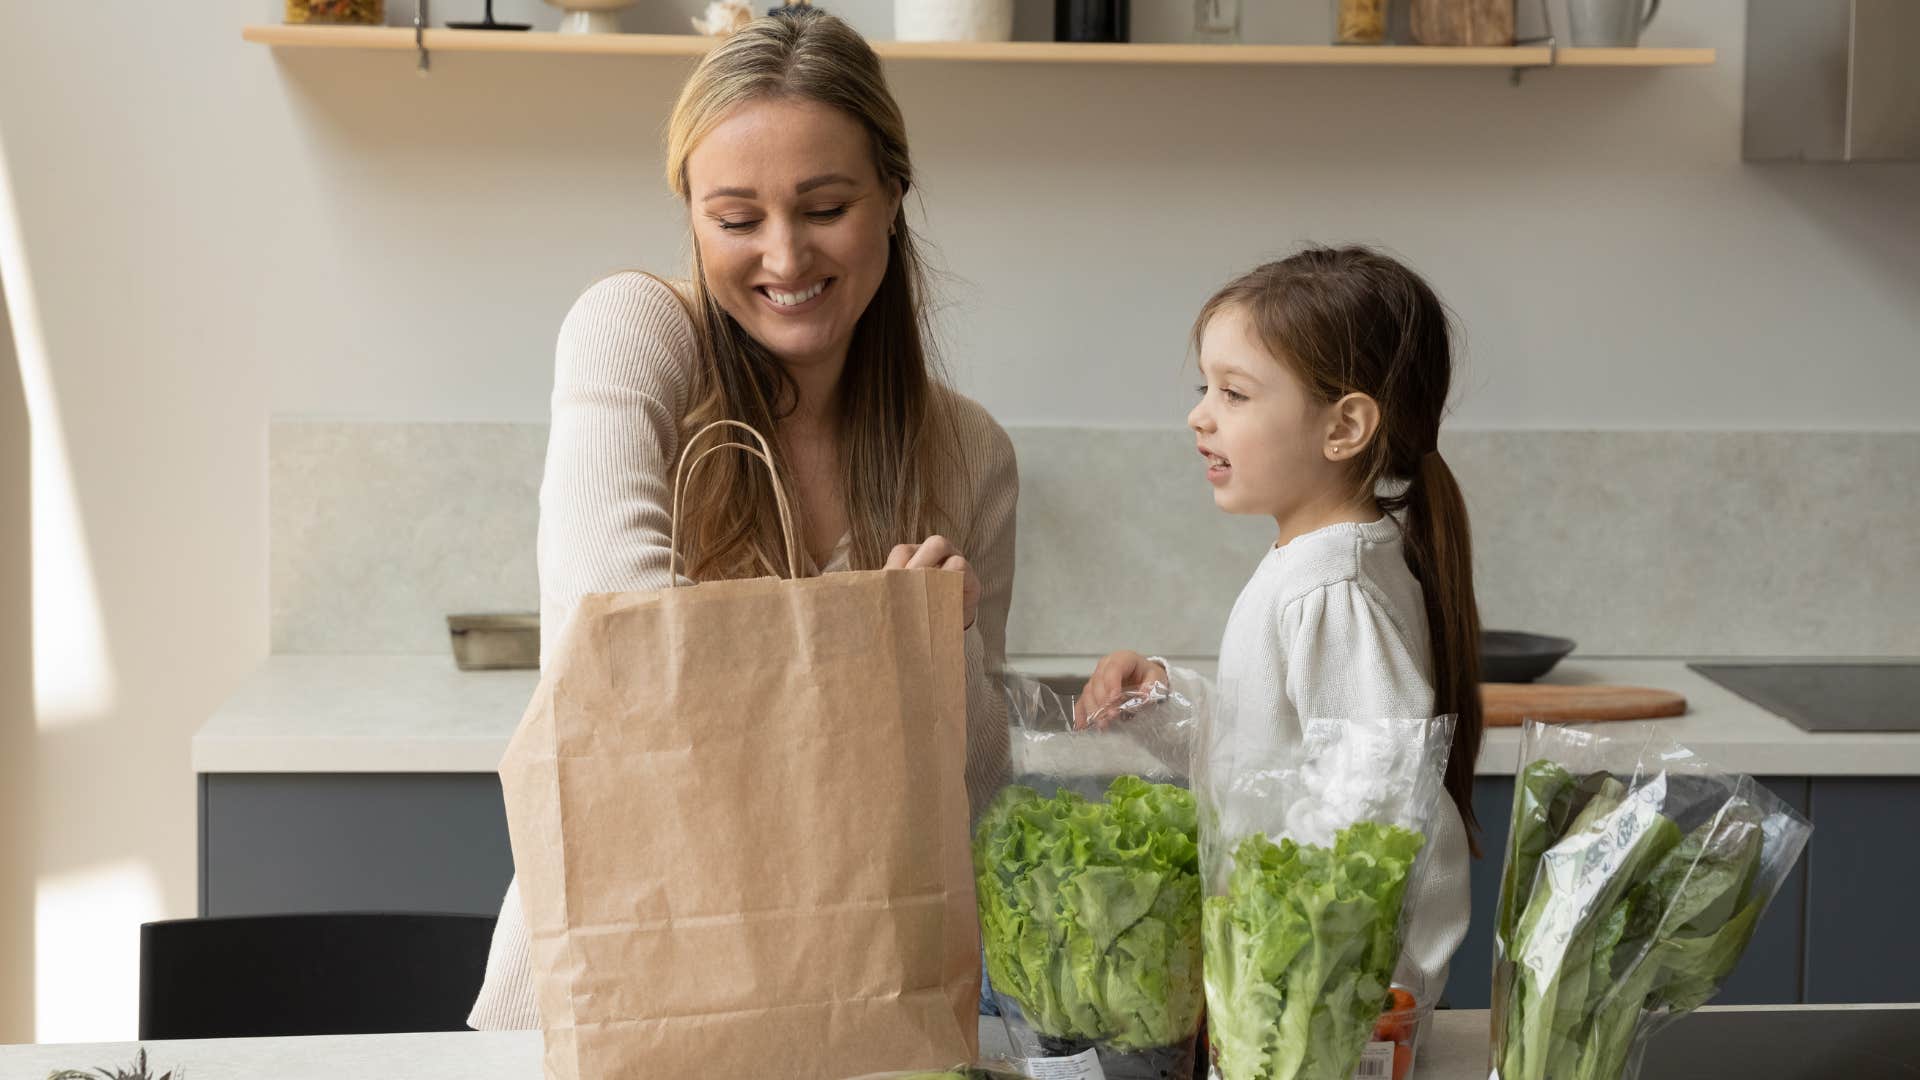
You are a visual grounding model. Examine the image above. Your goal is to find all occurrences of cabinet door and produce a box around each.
[1442,776,1513,1009]
[201,773,514,917]
[1806,778,1920,1004]
[1714,777,1808,1004]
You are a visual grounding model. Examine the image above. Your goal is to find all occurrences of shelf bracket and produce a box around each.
[1509,0,1555,86]
[1509,35,1556,85]
[415,0,431,74]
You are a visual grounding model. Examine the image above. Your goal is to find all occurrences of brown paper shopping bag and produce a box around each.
[500,421,980,1079]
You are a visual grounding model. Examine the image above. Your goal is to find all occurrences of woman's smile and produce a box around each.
[757,276,835,312]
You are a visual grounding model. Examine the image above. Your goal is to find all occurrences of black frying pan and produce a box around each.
[1480,630,1576,683]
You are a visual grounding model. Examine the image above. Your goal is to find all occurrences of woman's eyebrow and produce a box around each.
[796,173,856,193]
[701,174,858,202]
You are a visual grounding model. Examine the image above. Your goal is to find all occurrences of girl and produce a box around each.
[1077,244,1481,1002]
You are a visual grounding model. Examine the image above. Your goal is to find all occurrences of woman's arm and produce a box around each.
[958,418,1018,815]
[535,271,696,662]
[470,271,696,1032]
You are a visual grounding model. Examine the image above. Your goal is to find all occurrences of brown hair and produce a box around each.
[663,9,956,579]
[1195,245,1484,854]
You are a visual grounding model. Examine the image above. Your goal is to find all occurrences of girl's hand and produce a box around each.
[1074,650,1169,730]
[885,535,980,631]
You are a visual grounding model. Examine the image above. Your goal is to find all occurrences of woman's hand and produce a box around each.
[885,535,980,631]
[1074,650,1169,730]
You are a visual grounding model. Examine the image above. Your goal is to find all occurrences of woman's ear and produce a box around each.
[1323,392,1382,462]
[888,179,906,235]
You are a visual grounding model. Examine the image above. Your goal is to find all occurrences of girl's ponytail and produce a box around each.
[1402,449,1483,855]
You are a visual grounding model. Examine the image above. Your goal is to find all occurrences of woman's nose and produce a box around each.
[761,218,810,282]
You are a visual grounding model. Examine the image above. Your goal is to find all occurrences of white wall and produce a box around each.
[251,0,1920,431]
[2,0,1917,1043]
[1,217,35,1045]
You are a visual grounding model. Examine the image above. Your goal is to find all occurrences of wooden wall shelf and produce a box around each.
[242,26,1716,69]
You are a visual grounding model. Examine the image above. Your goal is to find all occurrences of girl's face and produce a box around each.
[686,97,902,375]
[1188,304,1350,525]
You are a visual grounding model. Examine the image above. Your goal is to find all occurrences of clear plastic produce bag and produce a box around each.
[975,673,1205,1080]
[1196,686,1456,1080]
[1489,720,1813,1080]
[842,1065,1032,1080]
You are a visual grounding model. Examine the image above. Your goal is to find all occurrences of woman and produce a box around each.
[467,9,1019,1029]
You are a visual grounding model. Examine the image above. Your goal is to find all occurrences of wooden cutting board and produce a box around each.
[1482,683,1688,727]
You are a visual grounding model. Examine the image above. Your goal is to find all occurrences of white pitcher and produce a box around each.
[894,0,1015,41]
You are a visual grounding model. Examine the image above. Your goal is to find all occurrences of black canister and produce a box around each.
[1055,0,1128,41]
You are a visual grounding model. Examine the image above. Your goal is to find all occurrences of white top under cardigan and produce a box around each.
[1173,515,1473,1004]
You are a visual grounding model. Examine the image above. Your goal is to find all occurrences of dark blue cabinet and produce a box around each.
[1805,779,1920,1004]
[1718,777,1809,1005]
[1446,777,1512,1010]
[198,770,1903,1009]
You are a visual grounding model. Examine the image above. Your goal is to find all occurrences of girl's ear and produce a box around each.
[1323,392,1382,462]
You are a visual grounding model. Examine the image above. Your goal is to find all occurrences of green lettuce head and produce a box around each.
[973,777,1204,1051]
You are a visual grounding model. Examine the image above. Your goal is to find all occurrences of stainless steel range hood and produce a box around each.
[1744,0,1920,162]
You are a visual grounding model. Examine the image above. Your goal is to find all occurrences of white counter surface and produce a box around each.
[192,654,1920,776]
[11,1006,1916,1079]
[0,1011,1484,1079]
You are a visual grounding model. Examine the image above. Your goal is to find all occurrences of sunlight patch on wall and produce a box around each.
[0,124,118,728]
[34,859,160,1042]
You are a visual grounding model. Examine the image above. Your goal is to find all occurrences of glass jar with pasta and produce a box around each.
[1333,0,1387,43]
[285,0,385,25]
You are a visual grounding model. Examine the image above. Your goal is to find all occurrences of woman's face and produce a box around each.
[685,96,902,377]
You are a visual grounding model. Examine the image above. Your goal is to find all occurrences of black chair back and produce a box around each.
[139,912,496,1040]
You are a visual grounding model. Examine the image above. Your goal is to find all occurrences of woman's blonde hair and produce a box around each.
[664,9,956,580]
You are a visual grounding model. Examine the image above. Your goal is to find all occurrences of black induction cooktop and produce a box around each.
[1689,663,1920,733]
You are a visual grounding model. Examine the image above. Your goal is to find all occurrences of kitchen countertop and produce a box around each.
[0,1011,1483,1079]
[192,654,1920,776]
[9,1006,1917,1078]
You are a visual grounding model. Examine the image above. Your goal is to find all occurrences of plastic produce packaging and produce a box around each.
[975,674,1205,1080]
[843,1066,1032,1079]
[1195,687,1456,1080]
[1489,720,1813,1080]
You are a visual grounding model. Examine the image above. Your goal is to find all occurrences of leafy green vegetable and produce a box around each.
[1567,801,1769,1080]
[1498,760,1579,947]
[1201,822,1426,1080]
[1502,778,1681,1080]
[46,1047,179,1080]
[1493,765,1784,1080]
[973,777,1204,1052]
